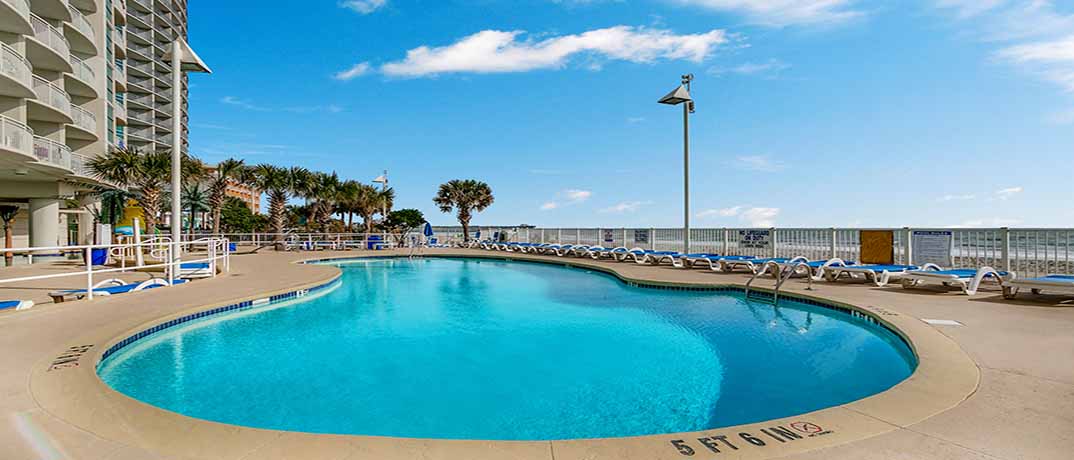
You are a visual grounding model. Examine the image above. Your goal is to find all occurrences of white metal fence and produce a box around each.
[430,226,1074,278]
[0,238,230,301]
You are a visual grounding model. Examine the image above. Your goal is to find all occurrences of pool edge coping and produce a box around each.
[27,249,980,460]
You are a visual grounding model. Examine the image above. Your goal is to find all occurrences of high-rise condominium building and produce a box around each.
[0,0,190,254]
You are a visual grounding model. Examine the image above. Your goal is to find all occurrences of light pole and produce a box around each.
[658,74,695,254]
[165,38,211,281]
[373,170,388,220]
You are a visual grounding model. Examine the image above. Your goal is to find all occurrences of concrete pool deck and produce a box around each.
[1,248,1071,459]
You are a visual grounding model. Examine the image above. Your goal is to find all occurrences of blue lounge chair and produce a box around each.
[825,263,941,287]
[682,254,756,271]
[1003,274,1074,299]
[901,267,1010,295]
[180,262,214,279]
[49,278,189,303]
[0,300,33,311]
[721,256,808,273]
[634,251,686,265]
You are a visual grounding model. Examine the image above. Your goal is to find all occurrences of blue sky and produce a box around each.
[186,1,1074,228]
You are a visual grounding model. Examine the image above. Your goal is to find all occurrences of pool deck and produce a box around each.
[1,248,1071,459]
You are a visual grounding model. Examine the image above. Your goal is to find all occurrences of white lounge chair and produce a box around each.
[901,267,1011,295]
[1002,274,1074,299]
[49,278,188,303]
[0,300,33,311]
[825,263,942,287]
[722,256,808,273]
[680,255,755,271]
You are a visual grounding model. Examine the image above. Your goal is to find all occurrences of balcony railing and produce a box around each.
[114,101,127,121]
[70,105,96,133]
[30,14,71,62]
[113,27,127,49]
[127,93,152,106]
[127,59,152,74]
[0,114,33,156]
[127,126,152,139]
[70,55,95,84]
[33,135,72,169]
[127,75,152,91]
[70,152,91,176]
[156,134,173,146]
[32,75,72,115]
[128,7,151,25]
[127,26,151,43]
[66,5,96,43]
[0,43,32,90]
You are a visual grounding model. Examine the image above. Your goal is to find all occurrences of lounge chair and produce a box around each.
[681,254,755,271]
[900,267,1011,295]
[0,300,33,311]
[773,258,854,280]
[582,246,629,259]
[824,263,941,287]
[49,278,189,303]
[555,245,589,256]
[637,251,687,266]
[179,262,214,279]
[571,245,610,257]
[1002,274,1074,299]
[721,256,808,273]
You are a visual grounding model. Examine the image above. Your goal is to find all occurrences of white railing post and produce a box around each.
[830,227,837,260]
[557,228,562,243]
[1000,227,1011,272]
[85,246,93,300]
[723,228,729,256]
[575,229,581,244]
[649,228,656,251]
[904,227,913,265]
[770,228,779,258]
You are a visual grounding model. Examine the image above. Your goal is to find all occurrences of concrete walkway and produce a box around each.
[1,249,1071,460]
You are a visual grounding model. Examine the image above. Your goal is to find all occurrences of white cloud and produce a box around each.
[340,0,387,14]
[380,26,728,77]
[221,96,268,111]
[995,186,1023,199]
[540,189,592,210]
[938,193,977,201]
[673,0,862,27]
[734,155,786,172]
[697,205,779,227]
[741,207,780,227]
[221,96,343,114]
[334,62,371,81]
[600,201,652,213]
[998,34,1074,91]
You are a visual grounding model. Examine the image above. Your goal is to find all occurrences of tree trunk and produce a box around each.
[3,224,12,267]
[141,187,161,234]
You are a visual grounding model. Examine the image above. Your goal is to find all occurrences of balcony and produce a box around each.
[113,62,126,90]
[128,6,151,28]
[127,26,151,44]
[0,43,35,98]
[69,0,96,14]
[128,109,152,125]
[30,75,72,123]
[113,28,127,57]
[64,5,97,54]
[127,92,152,108]
[0,0,33,35]
[156,133,173,146]
[32,135,72,171]
[127,75,152,93]
[113,0,126,26]
[0,114,34,159]
[128,42,153,60]
[69,152,92,177]
[127,59,152,76]
[68,105,98,140]
[114,100,127,124]
[64,54,97,97]
[27,14,72,72]
[127,126,152,141]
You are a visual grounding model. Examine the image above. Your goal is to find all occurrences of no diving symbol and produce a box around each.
[791,422,823,434]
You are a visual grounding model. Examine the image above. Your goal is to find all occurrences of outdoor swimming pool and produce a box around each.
[98,257,916,441]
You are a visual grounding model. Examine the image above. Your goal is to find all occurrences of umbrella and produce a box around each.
[423,223,433,237]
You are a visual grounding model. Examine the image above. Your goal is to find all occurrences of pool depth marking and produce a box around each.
[669,420,835,456]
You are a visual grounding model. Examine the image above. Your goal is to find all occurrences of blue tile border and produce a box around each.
[97,276,340,366]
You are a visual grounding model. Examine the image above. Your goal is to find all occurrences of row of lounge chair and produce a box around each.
[469,242,1074,299]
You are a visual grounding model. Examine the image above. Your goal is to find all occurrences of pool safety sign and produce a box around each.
[635,229,650,244]
[738,230,772,250]
[604,229,615,243]
[668,421,834,456]
[912,231,953,267]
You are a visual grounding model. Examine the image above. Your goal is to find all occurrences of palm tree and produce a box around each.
[181,183,210,236]
[1,205,18,267]
[205,158,247,235]
[433,180,494,242]
[89,148,170,233]
[305,172,341,231]
[350,183,384,233]
[250,164,306,243]
[337,180,361,231]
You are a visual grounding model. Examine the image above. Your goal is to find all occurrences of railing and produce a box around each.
[0,114,33,156]
[435,226,1074,278]
[127,26,151,43]
[69,152,91,176]
[127,126,152,139]
[32,135,72,169]
[127,74,153,90]
[127,59,152,75]
[127,92,152,106]
[66,5,96,42]
[70,55,95,84]
[113,27,127,49]
[129,0,151,13]
[0,238,230,301]
[0,43,32,89]
[2,0,31,23]
[32,75,72,115]
[156,133,173,145]
[70,104,97,133]
[114,100,127,120]
[30,14,71,61]
[128,43,153,59]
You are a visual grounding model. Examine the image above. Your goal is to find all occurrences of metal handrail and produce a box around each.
[32,75,72,115]
[0,43,32,89]
[30,14,71,60]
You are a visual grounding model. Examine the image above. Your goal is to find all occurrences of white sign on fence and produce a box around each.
[738,230,772,250]
[634,229,650,244]
[912,230,953,267]
[603,229,615,243]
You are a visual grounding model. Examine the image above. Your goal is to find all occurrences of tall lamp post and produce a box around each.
[658,74,695,254]
[165,38,211,280]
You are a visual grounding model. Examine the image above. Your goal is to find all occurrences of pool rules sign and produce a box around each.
[912,231,953,267]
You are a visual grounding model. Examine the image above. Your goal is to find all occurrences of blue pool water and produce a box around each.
[98,257,915,440]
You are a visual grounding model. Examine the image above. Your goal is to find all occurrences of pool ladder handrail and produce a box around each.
[744,261,814,305]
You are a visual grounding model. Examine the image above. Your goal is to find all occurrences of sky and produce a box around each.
[185,0,1074,228]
